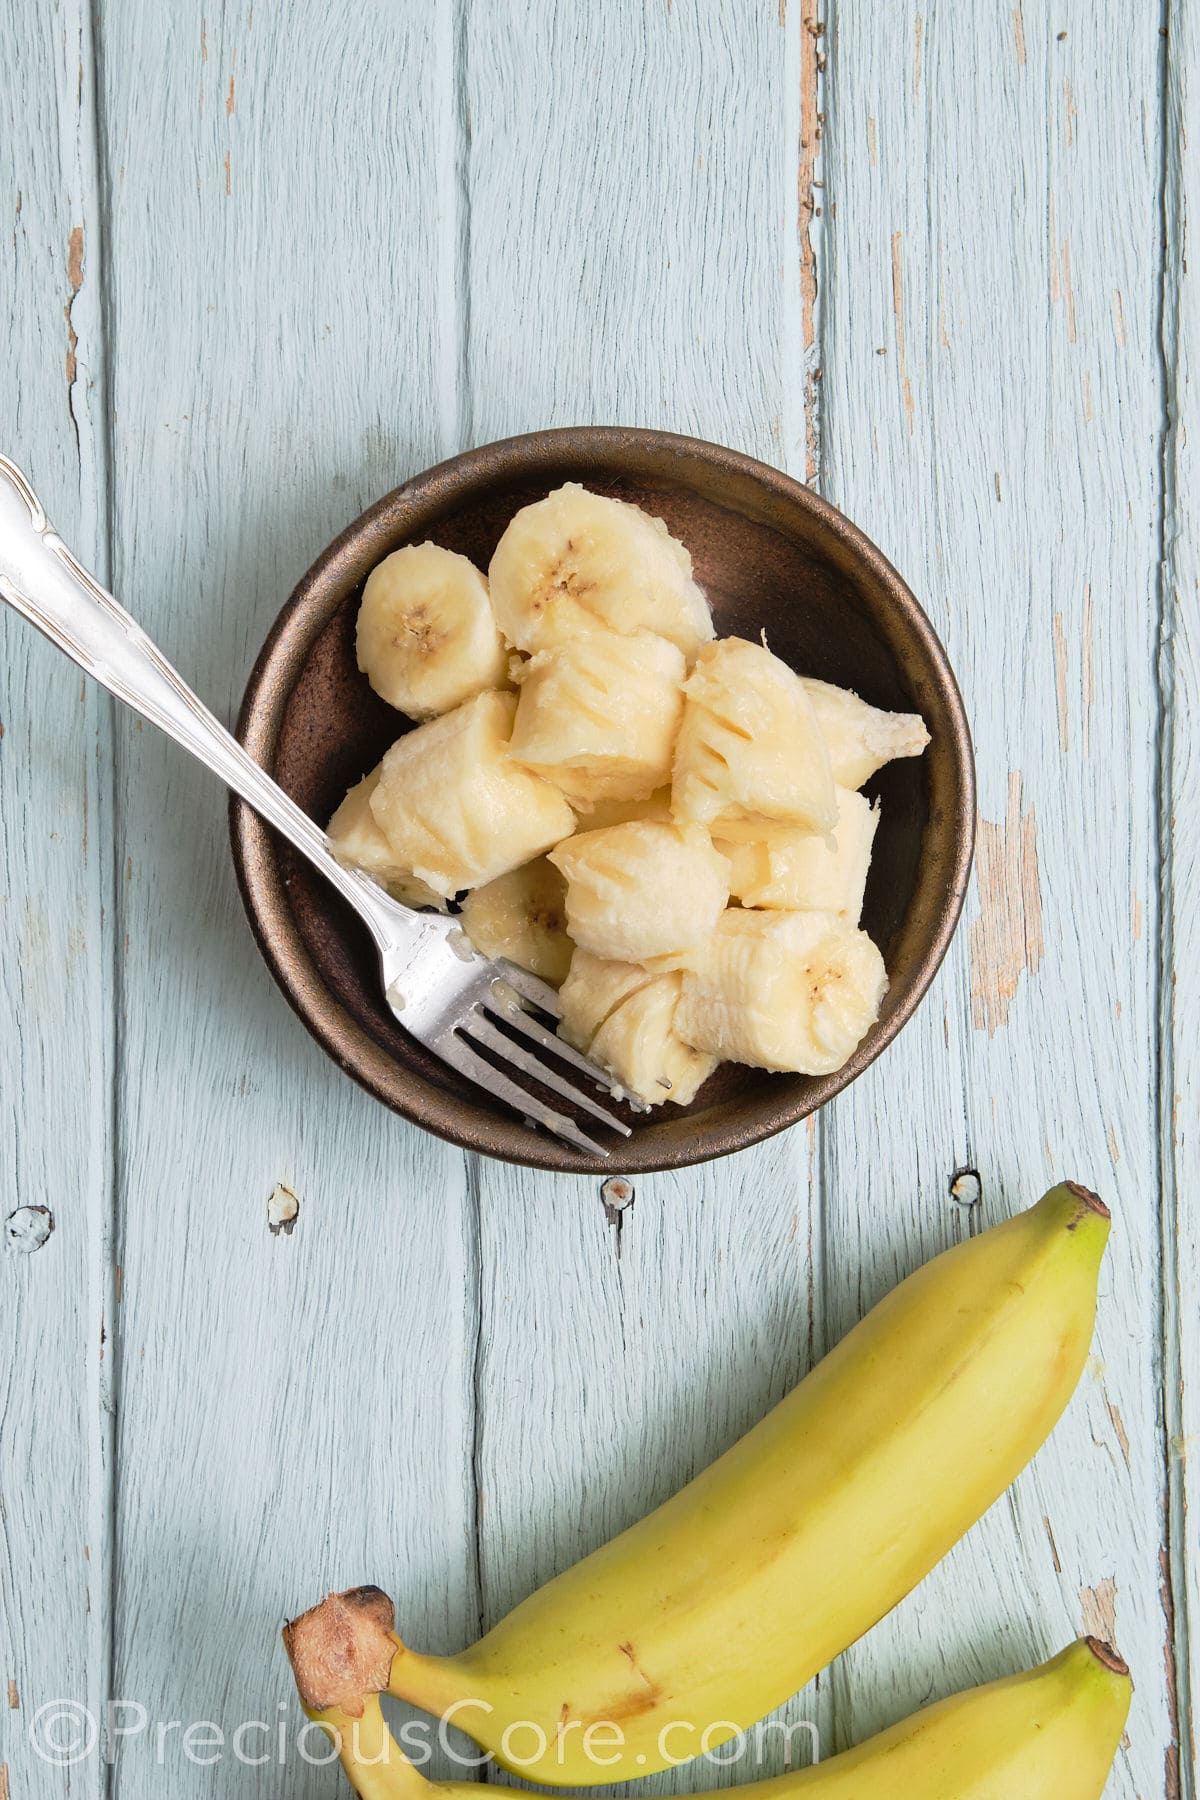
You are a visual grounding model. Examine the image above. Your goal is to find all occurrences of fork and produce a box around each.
[0,455,631,1156]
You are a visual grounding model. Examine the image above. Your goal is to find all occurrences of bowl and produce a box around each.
[231,427,974,1173]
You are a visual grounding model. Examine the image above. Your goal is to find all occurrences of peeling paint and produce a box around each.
[1053,612,1069,751]
[890,231,914,433]
[1079,1574,1118,1645]
[1011,4,1026,65]
[1106,1398,1131,1468]
[1043,1515,1062,1573]
[65,223,84,387]
[969,773,1044,1035]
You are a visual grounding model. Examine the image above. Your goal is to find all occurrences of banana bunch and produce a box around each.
[333,482,930,1105]
[293,1634,1129,1800]
[285,1184,1114,1790]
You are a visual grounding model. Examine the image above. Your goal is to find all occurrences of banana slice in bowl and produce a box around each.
[232,427,974,1171]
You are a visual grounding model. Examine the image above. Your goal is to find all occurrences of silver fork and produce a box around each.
[0,455,631,1156]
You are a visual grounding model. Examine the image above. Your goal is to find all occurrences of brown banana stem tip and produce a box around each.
[1064,1180,1110,1221]
[1084,1637,1130,1678]
[283,1586,398,1717]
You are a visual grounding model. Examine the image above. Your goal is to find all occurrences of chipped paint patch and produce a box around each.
[1053,612,1069,751]
[1106,1398,1131,1468]
[65,224,84,387]
[1011,5,1026,65]
[267,1184,299,1236]
[969,773,1044,1035]
[867,114,878,167]
[891,231,914,433]
[1043,1515,1062,1573]
[797,4,822,480]
[1080,1575,1118,1644]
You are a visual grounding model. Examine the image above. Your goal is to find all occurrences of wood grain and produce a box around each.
[89,3,475,1793]
[819,5,1172,1795]
[1162,0,1198,1786]
[0,5,112,1797]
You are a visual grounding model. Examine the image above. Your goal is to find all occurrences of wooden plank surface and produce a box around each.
[0,1,1193,1796]
[1163,1,1198,1787]
[90,3,476,1793]
[0,5,112,1798]
[819,6,1174,1795]
[464,5,830,1791]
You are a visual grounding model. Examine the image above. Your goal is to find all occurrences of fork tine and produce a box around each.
[489,961,564,1019]
[461,1014,633,1136]
[441,1035,613,1156]
[488,1000,626,1095]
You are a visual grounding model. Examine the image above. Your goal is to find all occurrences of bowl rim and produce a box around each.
[230,425,976,1173]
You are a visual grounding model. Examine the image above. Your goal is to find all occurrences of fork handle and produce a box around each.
[0,454,398,937]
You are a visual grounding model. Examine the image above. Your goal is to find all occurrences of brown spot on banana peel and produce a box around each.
[1063,1181,1109,1227]
[1084,1637,1130,1678]
[283,1586,398,1717]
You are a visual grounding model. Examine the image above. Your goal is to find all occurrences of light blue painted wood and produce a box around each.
[819,5,1174,1796]
[462,6,830,1792]
[0,5,113,1798]
[1163,2,1198,1788]
[81,3,477,1795]
[0,0,1192,1796]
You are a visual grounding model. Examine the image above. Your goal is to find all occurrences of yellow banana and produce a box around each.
[296,1636,1130,1800]
[285,1183,1109,1787]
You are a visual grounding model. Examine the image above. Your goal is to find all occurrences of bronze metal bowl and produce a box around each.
[231,428,974,1173]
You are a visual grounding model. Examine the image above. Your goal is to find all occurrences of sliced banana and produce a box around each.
[369,691,576,899]
[558,949,716,1107]
[356,542,508,720]
[487,483,714,658]
[715,786,879,920]
[509,631,685,808]
[548,819,728,968]
[326,767,445,909]
[802,677,930,789]
[569,786,673,832]
[459,858,573,986]
[677,908,888,1075]
[673,637,837,839]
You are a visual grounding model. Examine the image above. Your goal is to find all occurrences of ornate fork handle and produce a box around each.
[0,454,402,943]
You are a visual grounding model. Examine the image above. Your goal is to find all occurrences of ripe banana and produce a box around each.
[290,1631,1130,1800]
[356,543,508,720]
[487,483,714,658]
[508,631,686,807]
[369,692,576,899]
[673,638,837,839]
[284,1183,1110,1787]
[459,858,573,986]
[548,818,729,967]
[676,908,887,1074]
[558,948,716,1105]
[326,768,445,910]
[715,786,879,918]
[802,676,930,789]
[569,785,673,831]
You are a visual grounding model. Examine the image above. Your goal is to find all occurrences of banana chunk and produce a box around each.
[509,631,685,807]
[549,819,728,968]
[558,949,716,1107]
[356,542,507,720]
[369,692,576,899]
[459,858,573,986]
[569,785,673,832]
[326,767,445,910]
[716,786,879,920]
[678,908,887,1074]
[802,676,930,789]
[673,637,837,839]
[488,483,714,658]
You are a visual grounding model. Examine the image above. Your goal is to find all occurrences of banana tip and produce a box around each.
[1064,1180,1109,1223]
[283,1586,398,1716]
[1085,1637,1130,1678]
